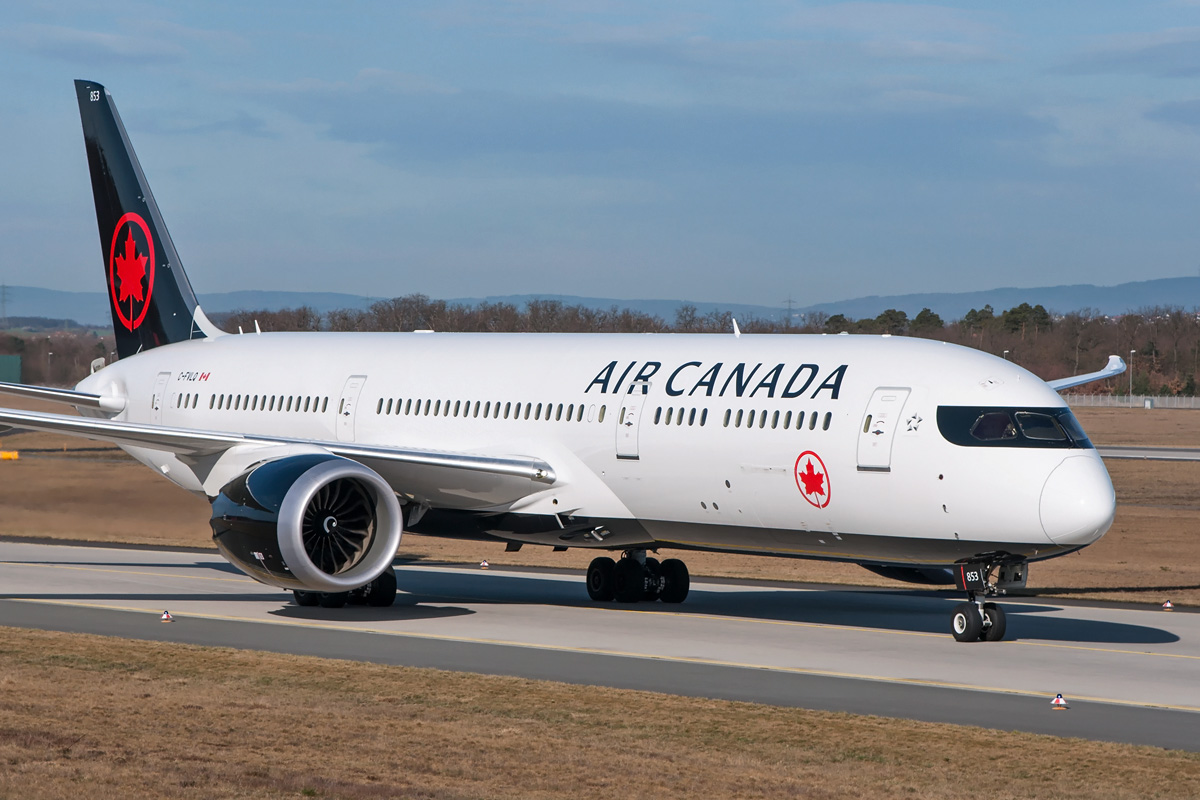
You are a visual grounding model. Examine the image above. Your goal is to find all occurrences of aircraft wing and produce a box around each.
[0,406,556,486]
[0,380,126,411]
[1046,355,1127,392]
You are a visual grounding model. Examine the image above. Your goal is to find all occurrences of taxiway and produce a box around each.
[1,540,1197,751]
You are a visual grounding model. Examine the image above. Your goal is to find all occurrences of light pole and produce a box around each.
[1130,349,1136,407]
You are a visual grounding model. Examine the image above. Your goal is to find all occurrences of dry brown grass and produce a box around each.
[0,626,1195,800]
[2,402,1200,604]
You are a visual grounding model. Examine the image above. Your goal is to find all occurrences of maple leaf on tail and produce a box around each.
[114,229,147,303]
[799,460,825,496]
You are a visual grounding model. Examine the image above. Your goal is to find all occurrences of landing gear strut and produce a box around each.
[587,551,689,605]
[292,566,398,609]
[950,560,1020,642]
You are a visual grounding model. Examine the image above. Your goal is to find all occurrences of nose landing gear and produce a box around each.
[950,559,1023,642]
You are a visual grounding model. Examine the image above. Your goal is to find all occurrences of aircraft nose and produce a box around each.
[1039,455,1116,546]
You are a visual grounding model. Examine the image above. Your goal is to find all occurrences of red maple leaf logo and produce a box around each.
[798,459,825,496]
[113,229,147,303]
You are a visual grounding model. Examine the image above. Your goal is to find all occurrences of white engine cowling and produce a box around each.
[210,454,402,592]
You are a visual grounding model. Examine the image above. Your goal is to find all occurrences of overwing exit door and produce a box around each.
[857,387,911,472]
[337,375,367,442]
[615,381,650,460]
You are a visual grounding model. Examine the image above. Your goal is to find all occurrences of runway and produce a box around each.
[2,540,1198,751]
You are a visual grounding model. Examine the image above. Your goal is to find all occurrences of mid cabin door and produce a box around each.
[857,386,911,472]
[150,371,171,425]
[337,375,368,442]
[615,380,650,460]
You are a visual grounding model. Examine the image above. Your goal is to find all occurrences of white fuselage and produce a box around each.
[77,331,1116,566]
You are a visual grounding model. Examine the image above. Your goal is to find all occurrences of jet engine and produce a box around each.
[210,453,402,592]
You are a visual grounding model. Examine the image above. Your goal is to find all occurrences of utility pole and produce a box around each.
[783,295,795,330]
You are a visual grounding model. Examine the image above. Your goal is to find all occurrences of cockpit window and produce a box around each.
[970,412,1017,441]
[938,406,1093,449]
[1015,412,1067,441]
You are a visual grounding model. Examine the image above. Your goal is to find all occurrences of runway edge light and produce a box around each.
[1051,693,1069,710]
[480,560,489,570]
[1163,600,1174,611]
[160,610,173,623]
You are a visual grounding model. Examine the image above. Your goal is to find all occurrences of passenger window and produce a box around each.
[771,410,779,429]
[677,408,684,426]
[759,412,767,429]
[665,408,673,425]
[723,409,731,427]
[783,410,792,429]
[454,400,461,417]
[688,408,696,426]
[862,414,872,434]
[473,401,481,418]
[377,398,384,415]
[823,412,831,431]
[701,408,708,426]
[736,410,744,427]
[655,407,662,424]
[556,403,563,421]
[971,412,1017,441]
[809,412,817,430]
[1015,412,1067,441]
[524,403,532,420]
[304,397,311,413]
[210,395,216,410]
[598,405,606,423]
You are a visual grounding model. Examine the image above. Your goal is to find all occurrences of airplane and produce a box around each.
[0,80,1124,642]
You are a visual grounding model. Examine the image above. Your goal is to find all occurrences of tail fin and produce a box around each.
[75,79,222,359]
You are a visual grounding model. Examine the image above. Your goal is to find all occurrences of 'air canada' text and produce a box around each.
[585,361,848,400]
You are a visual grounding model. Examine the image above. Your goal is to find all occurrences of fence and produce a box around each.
[1062,394,1200,409]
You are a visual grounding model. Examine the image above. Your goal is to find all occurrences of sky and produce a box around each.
[3,1,1200,309]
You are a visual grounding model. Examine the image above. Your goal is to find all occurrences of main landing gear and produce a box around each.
[292,566,398,609]
[587,550,690,604]
[949,559,1025,642]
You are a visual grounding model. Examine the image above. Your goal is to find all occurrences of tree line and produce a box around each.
[3,296,1198,395]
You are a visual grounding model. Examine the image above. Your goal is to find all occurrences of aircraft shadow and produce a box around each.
[10,560,245,575]
[269,602,472,623]
[395,570,1182,645]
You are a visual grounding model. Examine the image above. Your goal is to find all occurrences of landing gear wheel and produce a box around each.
[613,558,644,603]
[318,591,349,609]
[642,557,662,601]
[586,557,616,602]
[364,567,398,608]
[980,602,1007,642]
[659,558,690,604]
[293,590,320,607]
[951,602,982,642]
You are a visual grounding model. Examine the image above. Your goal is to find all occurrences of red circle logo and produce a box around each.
[108,212,155,331]
[795,451,831,508]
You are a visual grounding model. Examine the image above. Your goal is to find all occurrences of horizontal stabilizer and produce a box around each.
[1046,355,1126,392]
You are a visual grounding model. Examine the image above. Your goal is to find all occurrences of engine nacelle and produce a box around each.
[211,454,403,592]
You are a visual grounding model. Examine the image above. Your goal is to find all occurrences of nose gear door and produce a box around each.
[857,387,910,472]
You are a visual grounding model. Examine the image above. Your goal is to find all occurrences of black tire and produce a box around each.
[364,567,398,607]
[659,558,690,604]
[318,591,349,609]
[293,590,320,607]
[613,558,645,603]
[981,602,1007,642]
[951,602,982,642]
[586,557,616,602]
[643,557,662,600]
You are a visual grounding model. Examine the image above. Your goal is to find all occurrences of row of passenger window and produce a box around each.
[173,392,330,413]
[651,406,832,431]
[726,408,831,431]
[375,397,608,424]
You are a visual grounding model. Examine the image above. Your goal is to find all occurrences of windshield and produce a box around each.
[937,406,1093,449]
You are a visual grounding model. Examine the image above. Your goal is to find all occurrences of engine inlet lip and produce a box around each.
[277,457,402,592]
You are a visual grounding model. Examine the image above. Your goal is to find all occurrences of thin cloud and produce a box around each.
[1056,28,1200,77]
[3,23,188,65]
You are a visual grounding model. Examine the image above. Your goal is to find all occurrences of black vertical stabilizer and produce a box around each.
[75,79,221,359]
